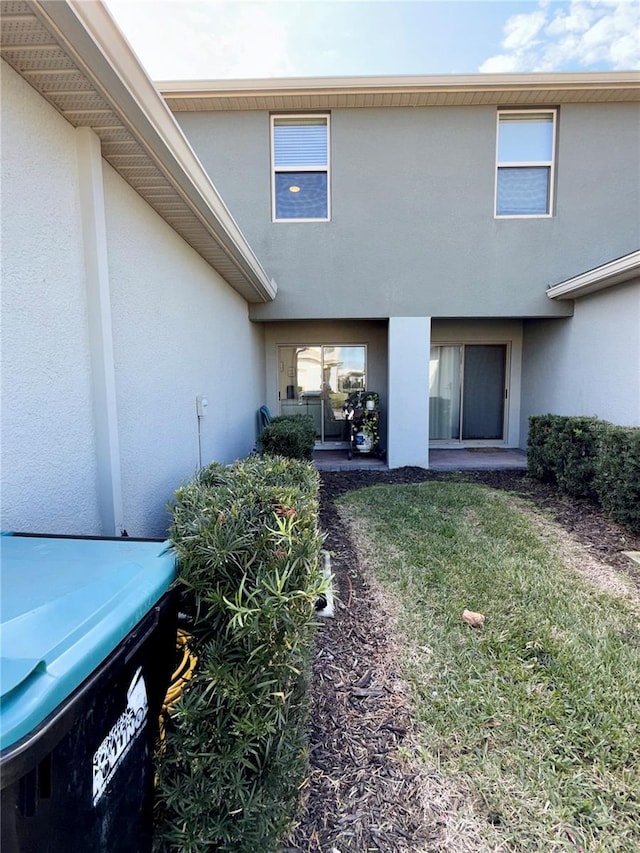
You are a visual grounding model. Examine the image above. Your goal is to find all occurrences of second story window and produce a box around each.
[495,110,556,217]
[271,115,330,221]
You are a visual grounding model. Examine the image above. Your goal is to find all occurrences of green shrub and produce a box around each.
[527,414,563,482]
[594,425,640,532]
[154,455,325,852]
[528,415,602,497]
[258,415,316,460]
[555,416,603,499]
[528,415,640,532]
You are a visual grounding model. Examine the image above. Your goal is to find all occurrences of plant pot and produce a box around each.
[355,432,373,453]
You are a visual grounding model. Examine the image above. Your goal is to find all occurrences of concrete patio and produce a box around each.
[312,448,527,472]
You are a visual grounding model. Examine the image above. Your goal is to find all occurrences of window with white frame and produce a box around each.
[495,110,556,217]
[271,114,329,221]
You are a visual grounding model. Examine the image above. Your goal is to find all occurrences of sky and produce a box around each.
[104,0,640,81]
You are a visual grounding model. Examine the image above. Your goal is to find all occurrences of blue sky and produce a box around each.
[104,0,640,80]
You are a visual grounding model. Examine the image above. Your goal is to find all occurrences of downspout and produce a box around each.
[75,126,125,535]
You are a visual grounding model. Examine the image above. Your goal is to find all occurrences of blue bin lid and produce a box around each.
[0,535,176,752]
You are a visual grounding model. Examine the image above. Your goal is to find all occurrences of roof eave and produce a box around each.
[547,250,640,300]
[158,70,640,110]
[158,70,640,95]
[23,1,276,303]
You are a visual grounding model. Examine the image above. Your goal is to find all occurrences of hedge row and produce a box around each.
[154,455,325,852]
[528,415,640,531]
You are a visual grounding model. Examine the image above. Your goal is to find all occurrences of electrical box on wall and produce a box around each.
[196,395,208,418]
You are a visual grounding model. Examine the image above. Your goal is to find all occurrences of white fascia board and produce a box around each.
[547,251,640,300]
[158,71,640,96]
[34,0,276,303]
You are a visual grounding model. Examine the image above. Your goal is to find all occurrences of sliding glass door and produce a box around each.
[430,344,507,442]
[278,345,366,445]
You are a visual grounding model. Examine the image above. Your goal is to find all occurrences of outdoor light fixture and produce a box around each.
[289,185,301,192]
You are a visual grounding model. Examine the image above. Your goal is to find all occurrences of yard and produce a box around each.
[286,469,640,853]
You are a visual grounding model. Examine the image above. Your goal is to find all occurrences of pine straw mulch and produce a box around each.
[284,468,640,853]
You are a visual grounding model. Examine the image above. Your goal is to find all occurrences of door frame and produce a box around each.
[429,341,511,447]
[276,342,368,448]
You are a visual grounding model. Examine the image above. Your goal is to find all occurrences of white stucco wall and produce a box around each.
[1,59,266,538]
[521,281,640,439]
[104,165,265,536]
[1,61,101,534]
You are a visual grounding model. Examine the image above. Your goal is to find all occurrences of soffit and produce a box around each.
[0,0,275,303]
[159,72,640,112]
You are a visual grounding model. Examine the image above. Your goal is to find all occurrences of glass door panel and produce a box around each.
[429,344,507,442]
[429,346,461,440]
[278,345,366,445]
[322,346,366,441]
[462,345,506,440]
[279,346,322,438]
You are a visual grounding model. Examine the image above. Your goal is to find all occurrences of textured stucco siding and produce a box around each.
[1,59,265,538]
[1,61,101,534]
[175,103,640,322]
[104,164,265,536]
[520,280,640,441]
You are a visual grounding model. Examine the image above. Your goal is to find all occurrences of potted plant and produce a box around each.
[348,391,380,453]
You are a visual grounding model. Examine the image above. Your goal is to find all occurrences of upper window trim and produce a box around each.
[494,108,557,219]
[270,113,331,223]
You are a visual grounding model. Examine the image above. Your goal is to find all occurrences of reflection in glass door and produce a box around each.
[278,345,366,445]
[430,345,507,441]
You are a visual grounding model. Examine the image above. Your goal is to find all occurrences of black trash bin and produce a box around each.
[0,534,177,853]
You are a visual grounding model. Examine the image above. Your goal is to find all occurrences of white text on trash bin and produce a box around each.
[92,667,148,805]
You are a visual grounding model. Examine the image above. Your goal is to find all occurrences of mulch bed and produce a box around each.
[285,468,640,852]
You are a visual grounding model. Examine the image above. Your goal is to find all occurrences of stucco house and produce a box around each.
[160,74,640,470]
[2,1,639,537]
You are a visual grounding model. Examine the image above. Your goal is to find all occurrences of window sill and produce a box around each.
[494,213,553,220]
[272,218,331,223]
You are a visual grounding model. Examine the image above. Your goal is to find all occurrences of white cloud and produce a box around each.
[479,0,640,73]
[502,10,547,51]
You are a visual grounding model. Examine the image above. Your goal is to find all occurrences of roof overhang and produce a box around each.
[0,0,276,303]
[158,71,640,112]
[547,251,640,300]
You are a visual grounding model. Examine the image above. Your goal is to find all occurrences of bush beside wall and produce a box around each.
[527,414,566,483]
[258,415,316,460]
[154,455,324,852]
[528,415,640,531]
[594,426,640,532]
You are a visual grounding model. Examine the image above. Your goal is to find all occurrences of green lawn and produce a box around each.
[340,481,640,852]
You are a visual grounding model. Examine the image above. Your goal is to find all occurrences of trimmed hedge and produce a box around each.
[528,415,640,531]
[258,414,316,460]
[154,455,325,852]
[528,414,603,498]
[594,425,640,532]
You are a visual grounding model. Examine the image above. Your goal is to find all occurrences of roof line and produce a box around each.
[26,1,276,303]
[547,250,640,300]
[158,70,640,94]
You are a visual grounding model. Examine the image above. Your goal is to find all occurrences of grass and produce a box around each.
[340,481,640,852]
